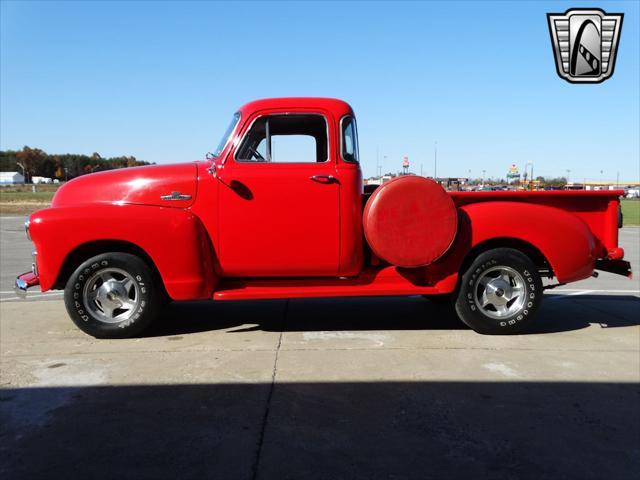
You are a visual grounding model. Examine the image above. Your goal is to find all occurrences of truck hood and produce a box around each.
[51,163,198,209]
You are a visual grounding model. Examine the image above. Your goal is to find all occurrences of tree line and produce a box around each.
[0,146,153,182]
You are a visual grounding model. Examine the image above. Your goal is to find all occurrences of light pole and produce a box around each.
[16,162,26,184]
[526,162,534,190]
[566,169,571,183]
[434,141,437,179]
[482,169,486,186]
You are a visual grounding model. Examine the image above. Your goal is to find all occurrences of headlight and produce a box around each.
[25,216,31,241]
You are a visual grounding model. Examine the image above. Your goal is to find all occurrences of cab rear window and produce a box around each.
[341,116,359,163]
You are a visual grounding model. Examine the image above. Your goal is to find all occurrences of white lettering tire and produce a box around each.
[64,252,161,338]
[454,248,543,335]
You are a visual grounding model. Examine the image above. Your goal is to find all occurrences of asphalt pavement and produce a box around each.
[1,216,639,479]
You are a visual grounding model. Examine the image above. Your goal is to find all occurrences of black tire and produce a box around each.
[454,248,543,335]
[64,252,161,339]
[617,204,623,228]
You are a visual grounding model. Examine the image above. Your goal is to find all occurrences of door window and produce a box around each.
[236,114,328,163]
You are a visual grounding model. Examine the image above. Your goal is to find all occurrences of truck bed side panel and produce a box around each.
[450,190,622,259]
[425,201,597,292]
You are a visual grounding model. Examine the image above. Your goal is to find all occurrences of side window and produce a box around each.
[236,114,327,163]
[341,116,359,163]
[270,135,317,163]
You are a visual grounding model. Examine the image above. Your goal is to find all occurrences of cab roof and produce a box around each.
[238,97,354,118]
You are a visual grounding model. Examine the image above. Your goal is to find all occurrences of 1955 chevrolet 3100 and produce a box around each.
[16,98,632,338]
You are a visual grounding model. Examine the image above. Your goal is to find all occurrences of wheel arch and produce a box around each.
[53,240,167,296]
[459,237,553,279]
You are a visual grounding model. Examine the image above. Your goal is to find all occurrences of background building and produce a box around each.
[0,171,25,185]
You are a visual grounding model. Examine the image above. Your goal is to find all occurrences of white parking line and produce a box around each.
[4,288,637,295]
[546,290,593,301]
[0,289,637,304]
[0,292,64,302]
[0,290,64,295]
[549,289,640,294]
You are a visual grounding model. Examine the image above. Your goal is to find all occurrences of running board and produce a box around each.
[213,267,452,301]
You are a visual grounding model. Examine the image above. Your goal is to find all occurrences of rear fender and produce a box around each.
[429,201,596,291]
[458,202,595,283]
[29,204,218,300]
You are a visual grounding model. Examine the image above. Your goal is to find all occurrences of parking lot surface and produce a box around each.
[1,216,639,479]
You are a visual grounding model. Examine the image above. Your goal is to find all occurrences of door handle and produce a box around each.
[310,175,337,184]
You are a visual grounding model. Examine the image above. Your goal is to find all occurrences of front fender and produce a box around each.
[456,201,596,283]
[29,204,217,300]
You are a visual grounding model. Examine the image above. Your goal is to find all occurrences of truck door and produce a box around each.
[217,112,340,276]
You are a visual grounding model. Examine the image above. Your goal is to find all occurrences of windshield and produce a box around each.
[213,112,241,157]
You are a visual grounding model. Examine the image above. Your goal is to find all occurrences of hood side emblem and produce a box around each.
[161,191,192,201]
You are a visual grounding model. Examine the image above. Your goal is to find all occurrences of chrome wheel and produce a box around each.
[83,268,140,324]
[473,266,526,320]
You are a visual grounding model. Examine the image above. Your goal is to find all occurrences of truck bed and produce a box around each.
[449,189,624,260]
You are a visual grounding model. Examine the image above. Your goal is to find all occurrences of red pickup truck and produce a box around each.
[16,98,631,338]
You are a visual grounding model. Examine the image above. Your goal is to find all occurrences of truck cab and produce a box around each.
[195,98,363,278]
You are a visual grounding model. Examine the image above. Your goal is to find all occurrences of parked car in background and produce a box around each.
[31,176,54,184]
[626,189,639,198]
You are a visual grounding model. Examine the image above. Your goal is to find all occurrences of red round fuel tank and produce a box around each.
[363,176,458,267]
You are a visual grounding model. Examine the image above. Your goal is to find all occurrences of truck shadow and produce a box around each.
[147,294,640,337]
[1,381,638,479]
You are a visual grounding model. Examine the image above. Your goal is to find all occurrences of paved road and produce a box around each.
[1,216,639,479]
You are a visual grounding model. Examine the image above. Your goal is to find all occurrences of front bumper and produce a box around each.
[14,271,40,298]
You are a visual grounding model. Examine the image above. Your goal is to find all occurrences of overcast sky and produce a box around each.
[1,1,638,181]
